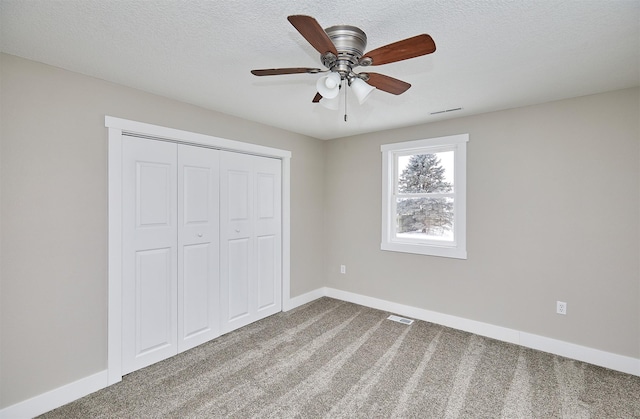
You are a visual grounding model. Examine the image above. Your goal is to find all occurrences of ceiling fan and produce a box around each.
[251,15,436,111]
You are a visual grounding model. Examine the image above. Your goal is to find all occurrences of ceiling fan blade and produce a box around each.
[251,68,323,76]
[312,93,322,103]
[362,34,436,66]
[287,15,338,56]
[361,72,411,95]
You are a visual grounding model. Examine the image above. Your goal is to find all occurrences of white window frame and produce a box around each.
[381,134,468,259]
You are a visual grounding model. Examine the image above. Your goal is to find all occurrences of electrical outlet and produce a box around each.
[340,265,346,274]
[556,301,567,315]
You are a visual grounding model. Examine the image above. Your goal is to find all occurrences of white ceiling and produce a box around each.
[1,0,638,140]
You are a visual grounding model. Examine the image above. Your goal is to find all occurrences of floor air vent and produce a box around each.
[387,315,414,325]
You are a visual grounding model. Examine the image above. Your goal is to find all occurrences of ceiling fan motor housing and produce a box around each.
[322,25,369,78]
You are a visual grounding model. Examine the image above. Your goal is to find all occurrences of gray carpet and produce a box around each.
[40,298,640,418]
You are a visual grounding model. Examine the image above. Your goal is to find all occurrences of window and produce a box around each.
[381,134,468,259]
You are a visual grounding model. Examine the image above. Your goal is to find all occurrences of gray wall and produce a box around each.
[0,53,325,407]
[324,87,639,359]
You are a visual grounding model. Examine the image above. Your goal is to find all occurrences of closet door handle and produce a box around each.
[235,228,241,233]
[197,233,203,238]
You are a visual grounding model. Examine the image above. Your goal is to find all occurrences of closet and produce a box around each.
[120,136,282,375]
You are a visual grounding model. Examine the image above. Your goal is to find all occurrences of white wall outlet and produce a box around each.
[556,301,567,315]
[340,265,346,274]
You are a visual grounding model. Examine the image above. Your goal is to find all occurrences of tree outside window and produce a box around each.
[396,153,454,240]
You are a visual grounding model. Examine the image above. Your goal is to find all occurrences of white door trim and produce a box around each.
[106,116,291,385]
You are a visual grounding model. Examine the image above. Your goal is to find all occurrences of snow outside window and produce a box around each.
[381,134,468,259]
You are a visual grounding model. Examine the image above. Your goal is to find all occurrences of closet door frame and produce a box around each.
[106,116,291,385]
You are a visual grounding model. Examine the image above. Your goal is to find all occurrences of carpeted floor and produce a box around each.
[40,297,640,418]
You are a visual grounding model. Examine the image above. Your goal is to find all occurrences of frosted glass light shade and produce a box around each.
[316,72,341,99]
[351,78,375,104]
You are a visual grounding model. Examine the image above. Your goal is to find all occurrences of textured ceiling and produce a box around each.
[1,0,638,140]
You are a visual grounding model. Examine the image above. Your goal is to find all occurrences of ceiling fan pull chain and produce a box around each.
[344,79,348,122]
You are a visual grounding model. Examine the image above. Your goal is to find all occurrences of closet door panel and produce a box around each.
[226,170,252,239]
[228,171,250,221]
[254,157,282,318]
[122,137,178,374]
[221,151,281,333]
[137,164,172,227]
[256,235,276,310]
[135,248,174,353]
[227,238,251,320]
[178,145,220,352]
[220,152,254,332]
[181,244,211,338]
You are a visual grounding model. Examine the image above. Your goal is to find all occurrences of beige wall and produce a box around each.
[324,87,640,359]
[1,52,639,409]
[0,53,325,407]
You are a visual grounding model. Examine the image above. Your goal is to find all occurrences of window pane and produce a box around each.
[397,151,454,193]
[395,197,454,241]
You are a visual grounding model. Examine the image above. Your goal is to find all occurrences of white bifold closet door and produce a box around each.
[177,144,220,353]
[220,151,282,334]
[122,137,220,375]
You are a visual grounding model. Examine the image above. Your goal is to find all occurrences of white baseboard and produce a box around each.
[0,370,108,419]
[283,287,327,311]
[519,332,640,376]
[321,287,640,377]
[5,288,638,418]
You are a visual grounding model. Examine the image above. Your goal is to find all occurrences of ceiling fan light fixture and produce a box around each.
[350,77,375,104]
[316,72,341,99]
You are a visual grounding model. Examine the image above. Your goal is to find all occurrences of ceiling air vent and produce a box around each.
[430,107,463,115]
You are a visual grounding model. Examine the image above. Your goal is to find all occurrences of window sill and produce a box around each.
[381,241,467,259]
